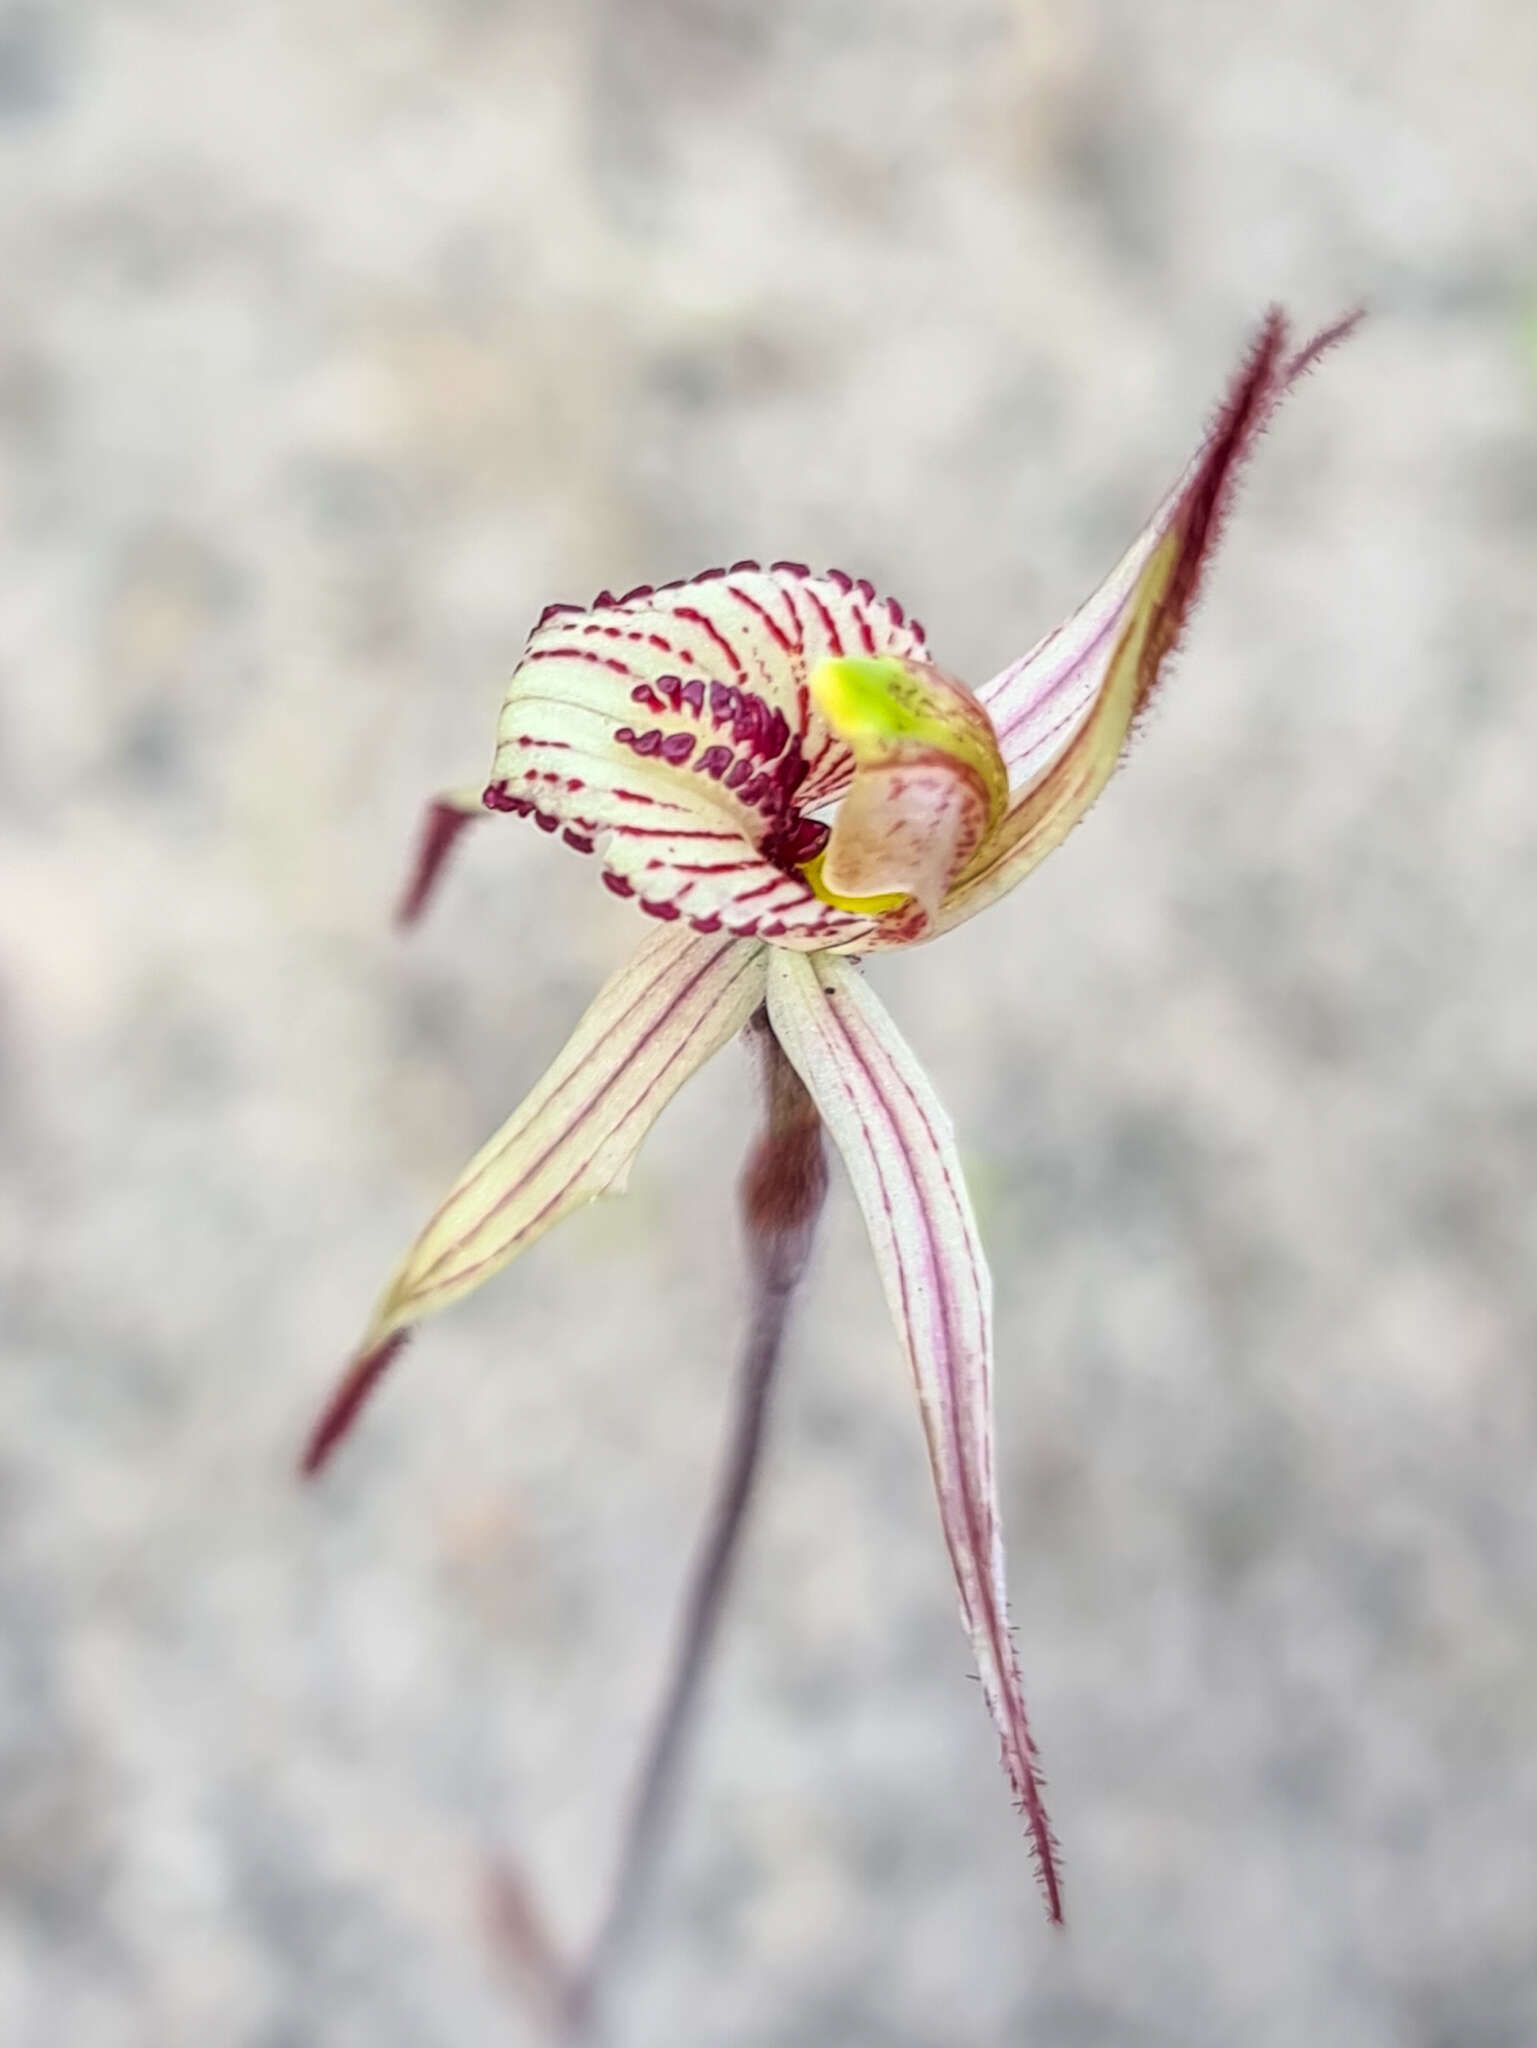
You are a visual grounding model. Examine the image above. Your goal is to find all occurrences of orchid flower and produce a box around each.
[306,310,1354,1959]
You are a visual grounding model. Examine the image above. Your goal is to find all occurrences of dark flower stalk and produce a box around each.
[559,1019,826,2035]
[482,1020,826,2038]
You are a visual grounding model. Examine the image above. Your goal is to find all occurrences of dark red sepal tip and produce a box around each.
[300,1331,411,1478]
[396,800,479,927]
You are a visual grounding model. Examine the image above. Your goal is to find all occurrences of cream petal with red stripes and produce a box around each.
[765,948,1062,1918]
[359,927,766,1349]
[487,564,932,950]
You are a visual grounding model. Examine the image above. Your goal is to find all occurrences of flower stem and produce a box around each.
[557,1014,827,2037]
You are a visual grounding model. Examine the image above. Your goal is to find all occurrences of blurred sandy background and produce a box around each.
[3,2,1536,2042]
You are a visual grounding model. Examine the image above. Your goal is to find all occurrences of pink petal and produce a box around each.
[765,950,1063,1920]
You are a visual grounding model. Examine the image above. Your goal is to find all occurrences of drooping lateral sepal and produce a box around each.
[310,929,768,1461]
[395,787,486,927]
[936,308,1361,933]
[763,949,1063,1919]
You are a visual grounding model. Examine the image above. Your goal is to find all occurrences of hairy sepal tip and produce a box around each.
[395,796,482,928]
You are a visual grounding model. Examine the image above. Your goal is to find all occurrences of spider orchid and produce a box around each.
[305,310,1354,1941]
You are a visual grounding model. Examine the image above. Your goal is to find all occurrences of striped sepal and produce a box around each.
[765,949,1063,1921]
[938,309,1360,933]
[308,930,767,1468]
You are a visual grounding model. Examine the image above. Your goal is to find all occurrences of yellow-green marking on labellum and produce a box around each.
[804,654,1009,917]
[306,308,1358,1932]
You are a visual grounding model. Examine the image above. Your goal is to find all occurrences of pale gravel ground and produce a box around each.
[2,3,1536,2044]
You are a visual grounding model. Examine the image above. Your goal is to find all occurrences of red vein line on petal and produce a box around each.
[519,647,641,680]
[822,985,1056,1912]
[727,577,800,655]
[408,941,763,1301]
[850,1012,1000,1641]
[412,936,731,1253]
[989,608,1121,754]
[766,955,1062,1920]
[671,606,747,681]
[795,578,844,657]
[603,826,754,844]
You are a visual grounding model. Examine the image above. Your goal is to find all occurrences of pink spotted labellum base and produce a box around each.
[305,311,1355,1952]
